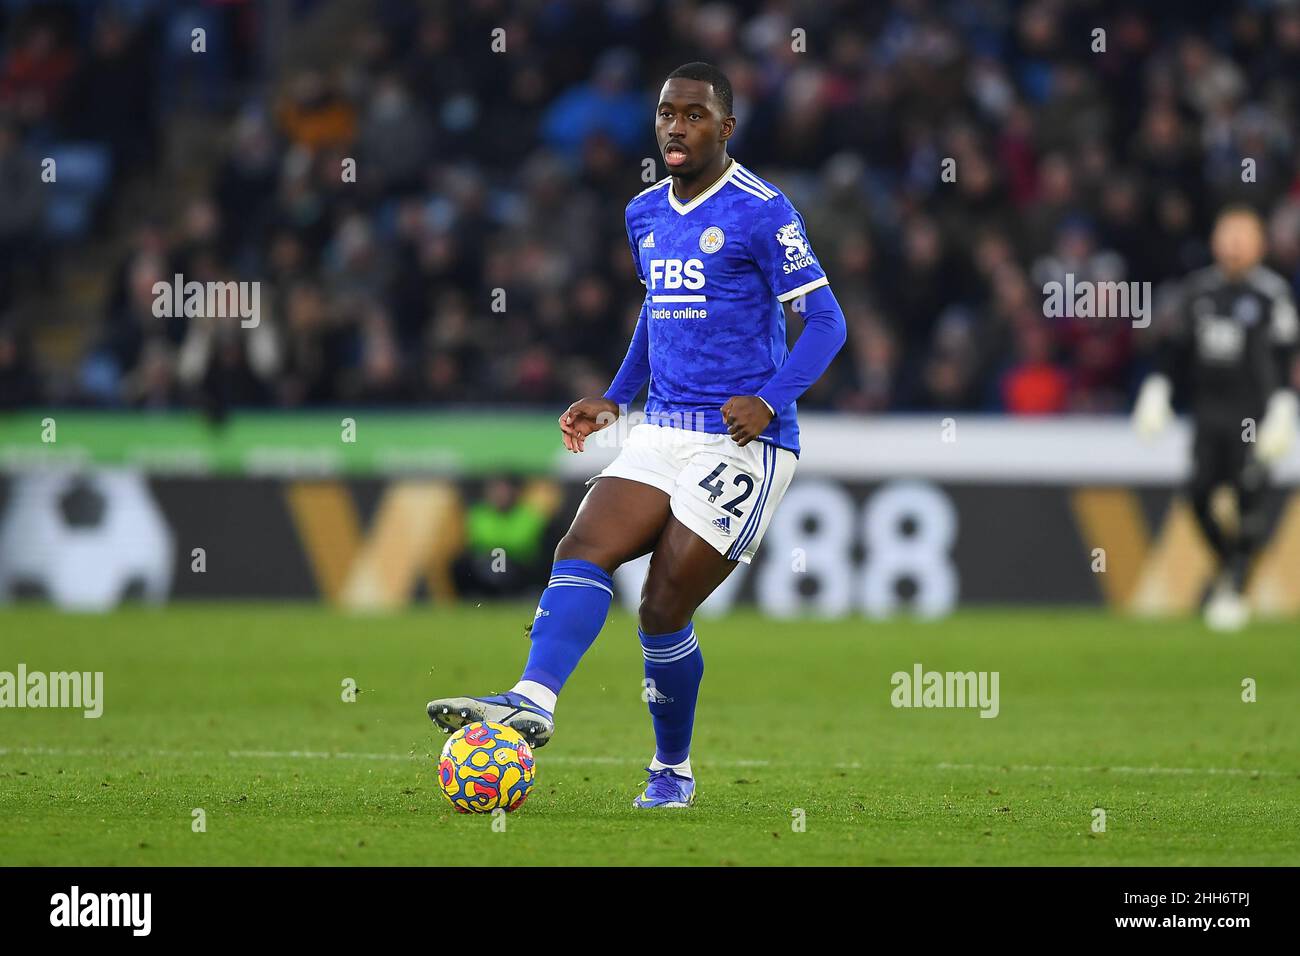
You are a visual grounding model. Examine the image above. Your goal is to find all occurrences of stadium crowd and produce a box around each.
[2,0,1299,416]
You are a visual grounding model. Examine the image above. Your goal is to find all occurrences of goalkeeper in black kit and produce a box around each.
[1132,205,1299,630]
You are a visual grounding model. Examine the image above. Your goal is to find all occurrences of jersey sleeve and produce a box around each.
[625,212,646,286]
[1267,278,1299,389]
[603,301,651,404]
[1268,282,1298,347]
[746,195,829,302]
[755,284,847,415]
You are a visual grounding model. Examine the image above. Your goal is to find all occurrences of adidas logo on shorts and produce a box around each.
[712,515,731,535]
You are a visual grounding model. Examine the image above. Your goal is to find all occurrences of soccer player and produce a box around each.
[427,62,847,807]
[1132,205,1298,630]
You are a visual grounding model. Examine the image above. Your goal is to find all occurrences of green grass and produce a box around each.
[1,604,1297,866]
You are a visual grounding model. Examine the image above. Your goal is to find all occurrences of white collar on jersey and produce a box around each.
[666,157,739,216]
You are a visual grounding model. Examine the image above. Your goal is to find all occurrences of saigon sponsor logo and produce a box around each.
[776,221,814,273]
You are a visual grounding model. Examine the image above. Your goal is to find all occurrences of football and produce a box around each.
[437,721,536,813]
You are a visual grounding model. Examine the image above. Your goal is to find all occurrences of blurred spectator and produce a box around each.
[540,49,646,155]
[453,477,553,598]
[0,0,1297,418]
[0,119,45,311]
[176,304,281,422]
[276,70,356,154]
[0,325,40,408]
[359,73,433,197]
[71,12,158,173]
[1002,321,1070,414]
[0,19,77,126]
[277,280,352,407]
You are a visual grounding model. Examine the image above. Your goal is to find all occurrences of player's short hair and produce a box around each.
[666,61,733,117]
[1214,203,1264,228]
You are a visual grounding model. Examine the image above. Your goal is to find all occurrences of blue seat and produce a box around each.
[43,143,113,240]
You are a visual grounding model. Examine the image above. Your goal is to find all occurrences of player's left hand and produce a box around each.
[721,396,773,447]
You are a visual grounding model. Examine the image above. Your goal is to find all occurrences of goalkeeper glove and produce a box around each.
[1132,374,1173,440]
[1257,389,1298,464]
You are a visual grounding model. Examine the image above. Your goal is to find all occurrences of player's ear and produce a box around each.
[719,115,736,143]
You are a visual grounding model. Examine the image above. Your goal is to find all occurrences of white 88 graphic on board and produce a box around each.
[756,480,855,617]
[860,480,957,619]
[613,480,959,619]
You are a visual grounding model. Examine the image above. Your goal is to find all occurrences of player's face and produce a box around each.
[656,79,734,177]
[1212,214,1265,276]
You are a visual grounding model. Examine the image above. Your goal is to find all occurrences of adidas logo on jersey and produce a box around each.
[642,232,655,248]
[712,515,731,535]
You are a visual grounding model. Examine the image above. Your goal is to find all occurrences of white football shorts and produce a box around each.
[588,423,797,564]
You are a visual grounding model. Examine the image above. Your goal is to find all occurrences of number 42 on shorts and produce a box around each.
[697,462,754,516]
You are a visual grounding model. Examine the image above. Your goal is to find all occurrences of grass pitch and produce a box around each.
[1,604,1297,866]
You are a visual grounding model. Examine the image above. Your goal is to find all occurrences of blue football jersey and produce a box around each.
[624,160,828,455]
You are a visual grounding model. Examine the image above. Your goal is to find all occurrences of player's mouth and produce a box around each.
[664,142,689,168]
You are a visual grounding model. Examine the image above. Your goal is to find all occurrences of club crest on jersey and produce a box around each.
[776,222,814,273]
[1234,296,1261,325]
[699,226,725,254]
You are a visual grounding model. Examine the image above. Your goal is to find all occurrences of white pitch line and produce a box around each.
[935,761,1291,778]
[0,747,1291,777]
[0,745,763,768]
[228,749,411,761]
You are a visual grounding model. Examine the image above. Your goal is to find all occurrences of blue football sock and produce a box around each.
[639,622,704,767]
[519,559,614,695]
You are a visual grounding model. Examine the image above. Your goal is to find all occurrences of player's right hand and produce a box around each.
[558,397,620,453]
[1132,374,1173,441]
